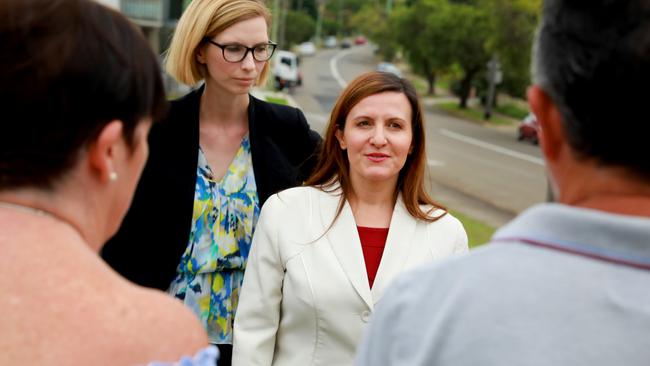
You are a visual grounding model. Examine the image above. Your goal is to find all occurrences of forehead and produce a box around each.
[215,16,268,43]
[347,92,412,121]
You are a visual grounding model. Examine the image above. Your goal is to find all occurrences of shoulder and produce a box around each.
[263,186,325,211]
[420,207,465,233]
[107,283,209,362]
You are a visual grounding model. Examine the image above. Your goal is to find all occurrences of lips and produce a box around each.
[234,78,254,84]
[365,152,389,162]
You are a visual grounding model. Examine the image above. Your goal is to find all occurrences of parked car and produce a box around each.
[273,50,302,91]
[340,39,352,49]
[297,41,316,56]
[354,36,367,45]
[324,36,337,48]
[376,62,402,77]
[517,113,539,145]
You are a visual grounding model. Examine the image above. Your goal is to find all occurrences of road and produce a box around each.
[290,45,547,227]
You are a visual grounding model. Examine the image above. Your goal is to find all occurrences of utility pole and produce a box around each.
[315,0,325,43]
[271,0,279,44]
[484,54,502,120]
[337,0,343,37]
[276,0,289,49]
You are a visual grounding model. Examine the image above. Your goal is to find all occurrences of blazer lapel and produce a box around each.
[371,197,417,304]
[320,190,374,310]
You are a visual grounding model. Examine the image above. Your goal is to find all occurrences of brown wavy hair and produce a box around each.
[305,71,446,224]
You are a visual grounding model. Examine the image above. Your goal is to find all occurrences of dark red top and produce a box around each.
[357,226,389,288]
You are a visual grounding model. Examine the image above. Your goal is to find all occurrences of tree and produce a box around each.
[284,10,316,47]
[483,0,542,98]
[392,0,451,95]
[444,2,491,108]
[350,4,398,60]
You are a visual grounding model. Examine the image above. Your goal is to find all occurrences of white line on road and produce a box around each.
[330,50,353,89]
[428,159,446,167]
[439,128,545,166]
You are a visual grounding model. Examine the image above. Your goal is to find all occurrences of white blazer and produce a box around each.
[232,186,468,366]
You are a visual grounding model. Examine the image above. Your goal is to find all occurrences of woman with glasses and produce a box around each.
[101,0,321,364]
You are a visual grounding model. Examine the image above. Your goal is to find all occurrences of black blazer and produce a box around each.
[101,87,322,290]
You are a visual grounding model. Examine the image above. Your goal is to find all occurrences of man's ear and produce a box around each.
[528,85,564,163]
[87,120,124,182]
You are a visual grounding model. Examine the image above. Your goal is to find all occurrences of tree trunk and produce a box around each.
[458,67,479,109]
[426,72,436,95]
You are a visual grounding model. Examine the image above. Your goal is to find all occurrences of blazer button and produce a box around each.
[361,310,372,323]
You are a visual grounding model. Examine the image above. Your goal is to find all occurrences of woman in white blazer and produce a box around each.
[233,72,468,366]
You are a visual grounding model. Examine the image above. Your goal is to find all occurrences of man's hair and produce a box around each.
[532,0,650,176]
[0,0,167,190]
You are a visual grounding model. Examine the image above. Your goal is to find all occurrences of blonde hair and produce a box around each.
[165,0,271,86]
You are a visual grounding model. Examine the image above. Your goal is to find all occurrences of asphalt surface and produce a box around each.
[287,45,547,228]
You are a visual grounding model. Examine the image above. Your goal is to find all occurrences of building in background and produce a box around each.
[96,0,190,95]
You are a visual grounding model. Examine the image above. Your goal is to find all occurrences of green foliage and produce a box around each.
[494,103,529,119]
[482,0,542,97]
[284,11,316,47]
[351,4,396,60]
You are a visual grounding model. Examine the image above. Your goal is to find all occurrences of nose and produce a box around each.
[370,125,387,146]
[240,50,256,71]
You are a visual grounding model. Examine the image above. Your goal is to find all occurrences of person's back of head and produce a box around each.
[533,0,650,178]
[0,1,212,364]
[0,0,167,191]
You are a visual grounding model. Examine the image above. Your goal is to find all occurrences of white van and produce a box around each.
[273,50,302,91]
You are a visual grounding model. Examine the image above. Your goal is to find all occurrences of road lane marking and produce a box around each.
[439,128,544,166]
[427,159,446,167]
[330,50,353,89]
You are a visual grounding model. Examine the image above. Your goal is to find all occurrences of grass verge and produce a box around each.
[450,210,496,249]
[437,102,514,126]
[265,95,289,105]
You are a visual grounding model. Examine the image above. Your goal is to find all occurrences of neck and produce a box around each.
[557,165,650,217]
[348,175,398,206]
[347,177,398,228]
[200,81,250,127]
[0,189,101,251]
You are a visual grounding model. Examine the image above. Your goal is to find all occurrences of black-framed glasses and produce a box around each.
[204,39,277,62]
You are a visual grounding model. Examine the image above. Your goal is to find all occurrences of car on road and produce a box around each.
[354,36,367,45]
[324,36,337,48]
[376,62,402,77]
[297,41,316,56]
[517,113,539,145]
[273,50,302,92]
[340,39,352,49]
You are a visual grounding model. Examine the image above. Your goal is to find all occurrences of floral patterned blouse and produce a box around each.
[169,135,260,344]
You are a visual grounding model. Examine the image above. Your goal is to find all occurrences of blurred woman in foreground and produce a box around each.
[233,72,468,366]
[0,0,214,364]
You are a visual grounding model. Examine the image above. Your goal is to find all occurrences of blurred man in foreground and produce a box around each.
[356,0,650,364]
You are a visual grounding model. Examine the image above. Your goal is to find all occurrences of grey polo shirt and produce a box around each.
[356,203,650,366]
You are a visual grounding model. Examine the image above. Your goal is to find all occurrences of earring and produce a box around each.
[109,172,118,181]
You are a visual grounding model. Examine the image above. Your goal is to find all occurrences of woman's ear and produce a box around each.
[335,128,347,150]
[196,44,207,65]
[87,120,124,183]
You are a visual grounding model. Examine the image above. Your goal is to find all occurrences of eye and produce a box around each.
[388,121,404,129]
[254,44,269,53]
[356,120,371,127]
[224,44,245,53]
